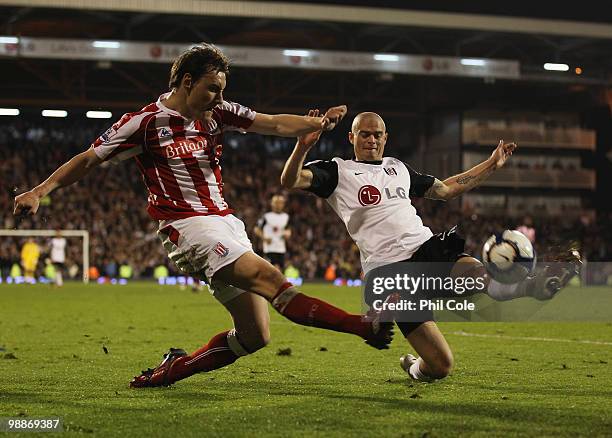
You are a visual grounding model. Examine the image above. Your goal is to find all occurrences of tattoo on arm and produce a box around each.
[457,175,478,185]
[424,179,447,200]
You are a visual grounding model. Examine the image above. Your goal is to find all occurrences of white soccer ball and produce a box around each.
[482,230,536,284]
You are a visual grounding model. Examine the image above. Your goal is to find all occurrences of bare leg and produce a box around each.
[214,251,393,349]
[398,256,481,381]
[402,321,454,379]
[213,251,288,299]
[222,291,271,353]
[137,290,270,387]
[451,254,583,301]
[131,252,394,388]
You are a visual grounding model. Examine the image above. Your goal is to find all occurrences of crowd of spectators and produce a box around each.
[1,119,610,282]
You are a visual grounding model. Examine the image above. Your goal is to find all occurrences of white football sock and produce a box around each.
[409,357,434,382]
[487,279,526,301]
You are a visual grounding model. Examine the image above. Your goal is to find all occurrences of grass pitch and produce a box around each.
[1,282,611,437]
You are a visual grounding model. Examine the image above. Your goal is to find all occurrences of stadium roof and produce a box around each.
[0,1,610,114]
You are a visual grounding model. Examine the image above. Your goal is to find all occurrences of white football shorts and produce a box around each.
[158,214,252,303]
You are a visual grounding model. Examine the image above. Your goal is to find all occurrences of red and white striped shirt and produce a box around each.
[91,93,256,220]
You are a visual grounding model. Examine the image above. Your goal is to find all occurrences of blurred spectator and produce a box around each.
[283,262,299,279]
[324,264,336,281]
[10,263,22,278]
[517,216,536,243]
[88,266,100,281]
[153,264,169,280]
[119,262,133,279]
[44,259,56,281]
[0,251,11,278]
[104,259,118,278]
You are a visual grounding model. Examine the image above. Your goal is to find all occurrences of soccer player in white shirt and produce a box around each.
[254,195,291,269]
[281,110,581,382]
[13,44,394,388]
[49,229,67,287]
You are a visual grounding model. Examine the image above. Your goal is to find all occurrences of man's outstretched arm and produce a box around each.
[13,147,102,215]
[280,109,322,189]
[424,140,516,201]
[250,105,346,137]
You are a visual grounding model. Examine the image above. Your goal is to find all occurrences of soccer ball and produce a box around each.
[482,230,536,284]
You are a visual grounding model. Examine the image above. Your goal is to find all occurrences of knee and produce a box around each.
[253,263,284,286]
[238,327,271,353]
[252,328,272,351]
[429,351,454,379]
[252,264,288,299]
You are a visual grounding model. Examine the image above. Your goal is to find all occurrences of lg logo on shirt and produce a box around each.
[358,185,382,206]
[358,185,408,206]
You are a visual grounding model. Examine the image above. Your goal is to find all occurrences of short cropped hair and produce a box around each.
[168,43,230,89]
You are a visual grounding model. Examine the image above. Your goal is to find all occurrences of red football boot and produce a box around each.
[130,348,187,388]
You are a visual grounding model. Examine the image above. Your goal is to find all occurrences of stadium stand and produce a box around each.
[1,119,610,281]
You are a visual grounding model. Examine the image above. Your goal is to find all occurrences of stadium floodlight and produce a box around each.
[461,58,487,66]
[93,40,121,49]
[0,36,19,44]
[86,110,113,119]
[283,49,311,57]
[42,109,68,118]
[0,108,19,116]
[374,54,400,62]
[544,63,569,71]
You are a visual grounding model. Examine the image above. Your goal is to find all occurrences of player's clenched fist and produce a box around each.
[13,190,41,216]
[321,105,347,131]
[299,109,323,148]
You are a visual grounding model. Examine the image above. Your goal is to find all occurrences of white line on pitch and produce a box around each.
[450,331,612,346]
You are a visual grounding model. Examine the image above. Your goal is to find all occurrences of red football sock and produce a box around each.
[168,331,239,383]
[272,283,370,338]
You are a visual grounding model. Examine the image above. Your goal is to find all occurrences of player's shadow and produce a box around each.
[319,393,601,428]
[452,381,612,398]
[163,385,606,432]
[0,387,229,412]
[153,389,236,402]
[0,390,46,402]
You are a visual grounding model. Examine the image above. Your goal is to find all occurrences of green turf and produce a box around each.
[1,282,611,437]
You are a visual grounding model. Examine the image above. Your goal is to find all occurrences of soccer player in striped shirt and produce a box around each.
[13,43,393,388]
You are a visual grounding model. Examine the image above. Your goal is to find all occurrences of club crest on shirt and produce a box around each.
[214,242,230,257]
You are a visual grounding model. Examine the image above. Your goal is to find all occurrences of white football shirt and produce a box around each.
[257,212,290,254]
[305,157,434,273]
[50,237,67,263]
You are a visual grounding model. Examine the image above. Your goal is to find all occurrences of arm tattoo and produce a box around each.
[457,175,478,185]
[424,179,446,200]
